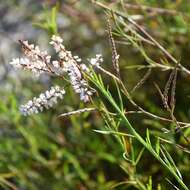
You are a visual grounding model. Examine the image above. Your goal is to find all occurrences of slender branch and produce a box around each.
[124,111,190,126]
[94,1,190,76]
[125,63,174,71]
[58,107,96,117]
[124,3,190,18]
[159,137,190,154]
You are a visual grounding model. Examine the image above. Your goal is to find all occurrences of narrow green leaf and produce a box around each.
[156,138,160,155]
[135,147,145,165]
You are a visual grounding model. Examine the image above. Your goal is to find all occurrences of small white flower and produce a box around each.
[115,54,120,60]
[80,64,89,73]
[50,35,64,53]
[10,58,21,68]
[90,58,97,65]
[89,54,103,67]
[45,55,51,63]
[59,51,67,59]
[52,60,59,68]
[73,55,82,62]
[51,35,63,44]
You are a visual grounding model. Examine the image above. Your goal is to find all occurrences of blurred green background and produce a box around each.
[1,0,190,189]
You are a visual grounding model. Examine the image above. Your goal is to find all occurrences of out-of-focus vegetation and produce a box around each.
[1,0,190,189]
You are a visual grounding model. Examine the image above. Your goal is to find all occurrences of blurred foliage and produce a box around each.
[1,0,190,189]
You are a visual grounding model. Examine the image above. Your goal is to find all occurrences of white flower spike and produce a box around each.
[20,86,65,116]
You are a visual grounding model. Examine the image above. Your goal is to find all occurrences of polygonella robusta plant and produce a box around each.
[10,35,103,115]
[8,1,190,189]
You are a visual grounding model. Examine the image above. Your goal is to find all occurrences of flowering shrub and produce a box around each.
[4,1,190,190]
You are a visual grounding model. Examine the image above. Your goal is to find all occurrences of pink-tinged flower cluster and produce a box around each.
[10,40,52,76]
[89,54,103,67]
[20,86,65,116]
[50,35,94,102]
[10,35,103,115]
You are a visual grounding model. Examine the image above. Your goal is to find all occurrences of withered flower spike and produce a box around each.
[163,68,175,109]
[170,66,178,112]
[106,17,120,79]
